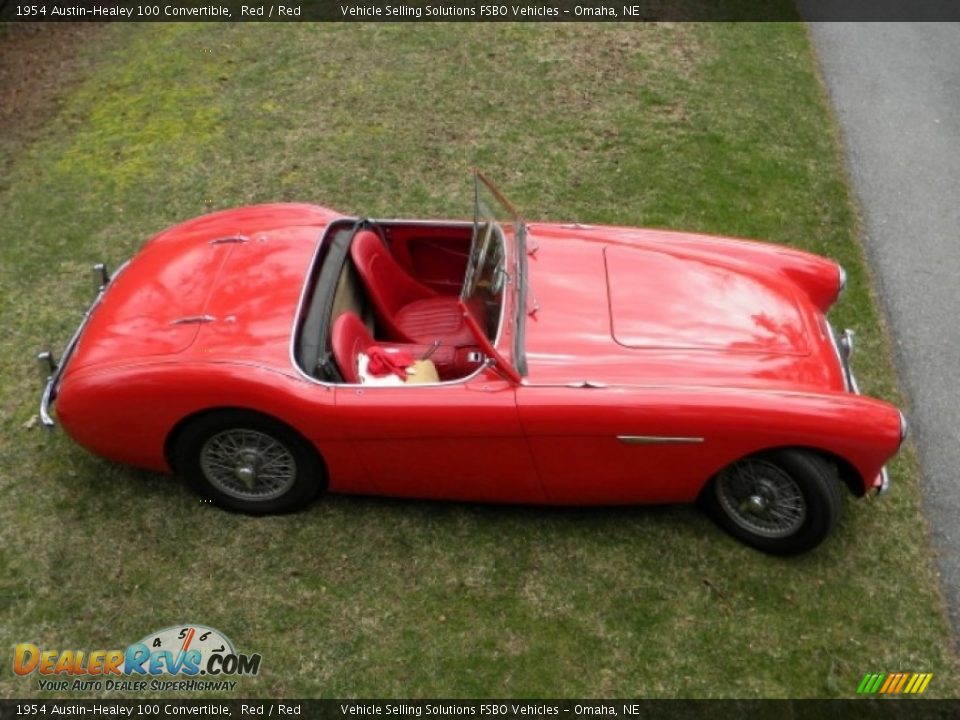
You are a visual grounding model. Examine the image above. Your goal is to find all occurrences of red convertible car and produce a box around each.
[37,173,906,554]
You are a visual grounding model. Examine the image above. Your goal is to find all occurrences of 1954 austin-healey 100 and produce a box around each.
[37,173,907,554]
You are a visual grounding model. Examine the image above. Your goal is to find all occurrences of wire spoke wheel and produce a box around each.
[715,458,808,539]
[703,449,842,555]
[176,411,323,514]
[199,428,298,502]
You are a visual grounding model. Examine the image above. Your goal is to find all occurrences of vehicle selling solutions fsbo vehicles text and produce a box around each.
[337,5,621,18]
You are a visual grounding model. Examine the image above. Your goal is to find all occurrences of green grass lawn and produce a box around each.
[1,21,956,698]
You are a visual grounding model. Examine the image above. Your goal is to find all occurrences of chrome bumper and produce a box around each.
[877,411,910,496]
[828,324,859,394]
[877,466,891,495]
[37,261,127,429]
[827,321,908,497]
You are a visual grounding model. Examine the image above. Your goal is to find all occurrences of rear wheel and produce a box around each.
[174,410,323,514]
[702,449,842,555]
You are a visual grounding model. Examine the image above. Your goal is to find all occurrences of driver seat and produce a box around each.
[350,229,474,346]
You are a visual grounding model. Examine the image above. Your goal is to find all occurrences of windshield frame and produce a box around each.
[471,171,528,378]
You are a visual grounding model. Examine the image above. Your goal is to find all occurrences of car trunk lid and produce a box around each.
[66,241,233,371]
[190,227,318,367]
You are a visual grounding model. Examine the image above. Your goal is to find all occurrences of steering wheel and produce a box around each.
[465,221,494,296]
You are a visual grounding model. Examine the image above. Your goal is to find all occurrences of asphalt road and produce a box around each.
[803,21,960,631]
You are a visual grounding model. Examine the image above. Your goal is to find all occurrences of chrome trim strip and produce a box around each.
[170,314,216,325]
[837,264,847,299]
[38,260,131,429]
[357,219,474,229]
[899,410,909,445]
[209,235,249,245]
[617,435,704,445]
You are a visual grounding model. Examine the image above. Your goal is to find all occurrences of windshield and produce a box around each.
[464,172,527,374]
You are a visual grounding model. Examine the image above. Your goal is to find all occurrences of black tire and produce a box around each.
[701,449,843,556]
[174,410,324,514]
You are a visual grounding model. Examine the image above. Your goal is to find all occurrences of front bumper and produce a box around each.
[828,324,858,393]
[37,261,127,428]
[876,411,910,495]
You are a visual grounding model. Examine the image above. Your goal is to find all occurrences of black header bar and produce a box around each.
[2,700,960,720]
[2,0,960,23]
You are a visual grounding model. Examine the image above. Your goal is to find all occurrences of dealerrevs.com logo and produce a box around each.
[13,624,261,692]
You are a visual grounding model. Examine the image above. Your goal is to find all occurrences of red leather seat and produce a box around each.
[350,229,475,346]
[331,311,484,383]
[330,312,374,384]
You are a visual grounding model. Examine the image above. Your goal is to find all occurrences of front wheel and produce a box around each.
[174,410,324,514]
[702,449,843,555]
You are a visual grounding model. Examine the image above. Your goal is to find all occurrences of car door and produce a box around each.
[516,385,720,505]
[334,374,544,503]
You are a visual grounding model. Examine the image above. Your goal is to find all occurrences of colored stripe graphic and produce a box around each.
[893,673,909,693]
[857,672,932,694]
[857,673,880,693]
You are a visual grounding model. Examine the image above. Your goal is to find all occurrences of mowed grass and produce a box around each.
[0,21,955,698]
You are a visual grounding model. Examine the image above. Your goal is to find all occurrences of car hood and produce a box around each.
[65,204,338,375]
[521,224,845,392]
[604,245,810,356]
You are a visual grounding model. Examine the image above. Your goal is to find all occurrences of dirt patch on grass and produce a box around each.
[0,23,107,186]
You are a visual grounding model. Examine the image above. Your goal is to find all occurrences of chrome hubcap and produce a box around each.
[716,459,807,539]
[200,429,297,501]
[234,460,257,488]
[746,494,767,514]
